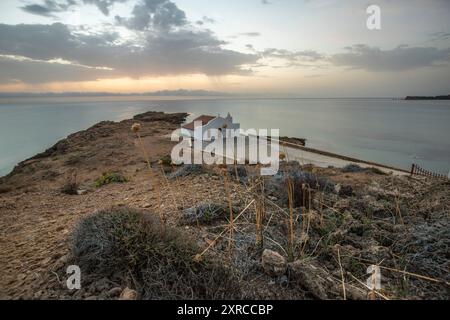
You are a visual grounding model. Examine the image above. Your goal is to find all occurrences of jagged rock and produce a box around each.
[261,249,287,277]
[119,287,137,300]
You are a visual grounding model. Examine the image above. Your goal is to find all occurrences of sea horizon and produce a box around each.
[1,96,449,177]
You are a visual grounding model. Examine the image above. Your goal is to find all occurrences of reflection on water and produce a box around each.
[0,96,449,176]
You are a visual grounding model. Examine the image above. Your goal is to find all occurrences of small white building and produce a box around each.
[182,113,240,141]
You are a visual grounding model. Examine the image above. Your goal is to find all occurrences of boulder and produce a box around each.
[261,249,287,277]
[119,287,138,300]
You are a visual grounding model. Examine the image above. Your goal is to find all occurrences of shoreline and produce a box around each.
[1,111,412,179]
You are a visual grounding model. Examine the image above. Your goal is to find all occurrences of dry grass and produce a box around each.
[287,178,296,261]
[70,206,241,299]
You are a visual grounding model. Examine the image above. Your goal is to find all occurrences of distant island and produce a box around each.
[405,94,450,100]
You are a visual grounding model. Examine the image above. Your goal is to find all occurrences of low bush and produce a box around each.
[61,181,79,195]
[342,164,365,173]
[168,164,208,179]
[368,167,386,175]
[71,206,240,299]
[266,162,335,208]
[342,164,386,175]
[182,203,232,225]
[61,171,79,195]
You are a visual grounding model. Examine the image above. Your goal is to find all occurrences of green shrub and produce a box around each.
[95,171,128,188]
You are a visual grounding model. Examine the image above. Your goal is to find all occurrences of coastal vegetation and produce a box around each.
[95,171,128,188]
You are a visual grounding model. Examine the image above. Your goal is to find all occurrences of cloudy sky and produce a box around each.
[0,0,449,97]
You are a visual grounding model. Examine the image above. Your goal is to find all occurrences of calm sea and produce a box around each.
[0,96,449,176]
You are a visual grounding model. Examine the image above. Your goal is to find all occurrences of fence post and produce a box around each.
[410,163,415,176]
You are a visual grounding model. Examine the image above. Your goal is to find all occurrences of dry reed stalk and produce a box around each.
[132,123,151,173]
[221,168,235,257]
[348,274,389,300]
[155,179,165,235]
[379,265,449,285]
[318,188,324,226]
[131,123,165,233]
[255,200,264,247]
[344,255,450,286]
[301,183,307,236]
[159,163,179,209]
[287,178,296,260]
[300,185,312,256]
[171,163,185,209]
[261,176,266,221]
[337,248,347,300]
[194,199,255,261]
[394,189,404,224]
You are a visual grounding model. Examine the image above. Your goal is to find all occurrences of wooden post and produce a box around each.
[410,163,415,176]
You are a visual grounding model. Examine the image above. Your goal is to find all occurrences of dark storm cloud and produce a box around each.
[331,44,450,71]
[0,22,258,83]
